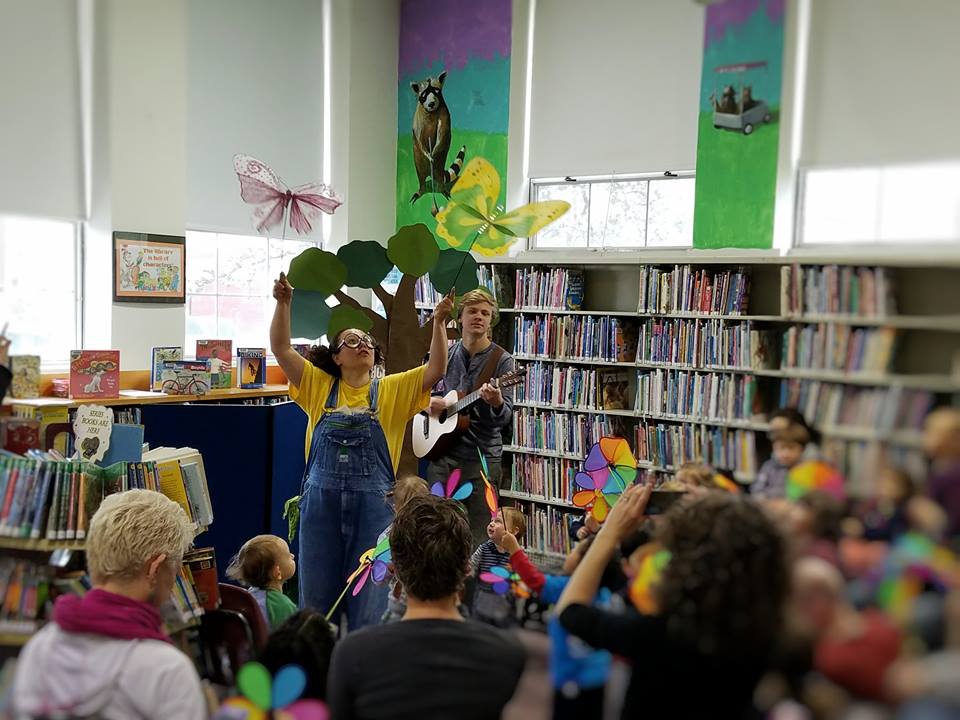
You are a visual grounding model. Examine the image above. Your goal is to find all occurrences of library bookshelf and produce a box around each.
[418,256,960,558]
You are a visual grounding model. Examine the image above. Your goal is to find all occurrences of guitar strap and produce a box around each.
[472,343,506,392]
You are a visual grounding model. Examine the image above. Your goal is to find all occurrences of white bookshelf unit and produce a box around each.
[416,257,960,558]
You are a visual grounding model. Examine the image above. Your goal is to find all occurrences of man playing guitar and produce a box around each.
[427,288,515,547]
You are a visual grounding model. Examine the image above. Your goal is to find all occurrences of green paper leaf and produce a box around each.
[386,224,440,277]
[237,662,272,711]
[327,305,374,341]
[291,290,332,340]
[429,249,480,295]
[337,240,393,289]
[287,248,347,295]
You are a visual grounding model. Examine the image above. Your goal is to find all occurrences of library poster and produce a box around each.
[396,0,511,232]
[693,0,785,249]
[112,232,186,304]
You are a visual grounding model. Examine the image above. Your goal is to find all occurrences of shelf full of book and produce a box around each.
[417,259,960,526]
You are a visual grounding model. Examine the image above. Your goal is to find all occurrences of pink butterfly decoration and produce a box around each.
[234,154,342,236]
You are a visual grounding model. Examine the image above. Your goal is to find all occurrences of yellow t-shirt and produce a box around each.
[289,362,430,474]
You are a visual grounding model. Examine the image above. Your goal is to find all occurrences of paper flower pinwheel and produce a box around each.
[431,468,473,502]
[572,437,638,521]
[479,565,530,599]
[786,460,845,502]
[478,449,499,518]
[214,663,328,720]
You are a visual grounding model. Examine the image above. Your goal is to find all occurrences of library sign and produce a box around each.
[73,405,114,463]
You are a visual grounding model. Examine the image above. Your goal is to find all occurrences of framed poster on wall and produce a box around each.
[112,232,186,304]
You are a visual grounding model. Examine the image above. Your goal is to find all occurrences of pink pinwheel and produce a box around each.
[431,468,473,502]
[351,527,392,597]
[572,437,638,522]
[234,154,341,236]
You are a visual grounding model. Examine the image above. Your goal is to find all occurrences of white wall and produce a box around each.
[0,0,84,220]
[526,0,704,179]
[83,0,187,368]
[187,0,325,237]
[802,0,960,168]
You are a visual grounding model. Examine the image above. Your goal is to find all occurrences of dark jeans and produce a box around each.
[427,455,502,548]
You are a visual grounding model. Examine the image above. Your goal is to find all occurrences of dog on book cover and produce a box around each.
[426,288,516,548]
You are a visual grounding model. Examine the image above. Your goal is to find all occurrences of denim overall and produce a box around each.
[298,377,394,631]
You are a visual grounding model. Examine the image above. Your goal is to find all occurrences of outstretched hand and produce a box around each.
[434,288,455,323]
[273,272,293,305]
[598,482,652,543]
[500,531,521,555]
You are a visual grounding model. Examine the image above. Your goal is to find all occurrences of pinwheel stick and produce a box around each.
[325,568,362,622]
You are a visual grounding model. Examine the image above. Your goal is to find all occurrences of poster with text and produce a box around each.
[113,232,185,303]
[396,0,511,232]
[693,0,785,249]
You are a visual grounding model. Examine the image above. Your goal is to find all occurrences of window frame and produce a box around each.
[528,170,696,252]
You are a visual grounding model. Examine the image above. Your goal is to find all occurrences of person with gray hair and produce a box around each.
[13,489,206,720]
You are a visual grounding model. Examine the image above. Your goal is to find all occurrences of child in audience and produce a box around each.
[382,474,430,623]
[753,423,811,499]
[501,530,623,720]
[769,407,821,459]
[924,407,960,541]
[226,535,297,630]
[845,467,916,542]
[471,507,527,626]
[257,609,336,700]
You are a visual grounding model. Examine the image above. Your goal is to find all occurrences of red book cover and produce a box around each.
[1,419,41,456]
[69,350,120,399]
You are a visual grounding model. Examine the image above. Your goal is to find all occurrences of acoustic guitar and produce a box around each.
[412,368,525,460]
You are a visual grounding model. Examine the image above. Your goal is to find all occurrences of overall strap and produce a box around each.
[368,378,381,415]
[472,344,506,392]
[324,377,340,410]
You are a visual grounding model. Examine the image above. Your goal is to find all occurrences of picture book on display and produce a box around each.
[237,348,266,388]
[69,351,120,400]
[8,355,41,398]
[151,346,182,390]
[196,339,232,389]
[160,361,211,396]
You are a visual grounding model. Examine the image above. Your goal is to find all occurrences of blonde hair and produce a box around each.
[226,535,285,588]
[86,489,194,584]
[674,462,715,489]
[456,288,499,328]
[392,474,429,511]
[502,507,527,540]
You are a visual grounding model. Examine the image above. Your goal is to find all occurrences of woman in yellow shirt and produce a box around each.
[270,272,452,631]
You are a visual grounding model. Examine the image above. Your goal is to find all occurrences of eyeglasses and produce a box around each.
[337,333,376,351]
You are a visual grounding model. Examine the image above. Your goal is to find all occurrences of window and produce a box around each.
[800,162,960,246]
[185,231,316,350]
[0,216,80,365]
[530,173,695,249]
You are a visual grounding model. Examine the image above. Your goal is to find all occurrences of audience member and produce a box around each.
[226,534,298,630]
[754,423,811,499]
[924,408,960,541]
[257,609,336,701]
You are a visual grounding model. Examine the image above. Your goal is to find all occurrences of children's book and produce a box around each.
[160,361,211,396]
[237,348,266,388]
[8,356,41,398]
[597,369,633,411]
[196,340,232,389]
[151,347,182,391]
[0,418,41,455]
[99,424,145,467]
[69,350,120,400]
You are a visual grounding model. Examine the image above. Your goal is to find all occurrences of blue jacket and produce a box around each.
[542,575,612,691]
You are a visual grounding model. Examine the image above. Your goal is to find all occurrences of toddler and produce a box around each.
[753,423,810,499]
[382,474,430,623]
[471,507,527,626]
[226,534,297,630]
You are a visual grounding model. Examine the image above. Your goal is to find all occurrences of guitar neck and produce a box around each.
[451,388,484,415]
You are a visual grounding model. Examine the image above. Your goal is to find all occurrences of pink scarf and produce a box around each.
[54,588,171,644]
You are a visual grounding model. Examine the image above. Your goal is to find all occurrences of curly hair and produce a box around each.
[302,328,384,377]
[655,493,788,660]
[390,494,472,601]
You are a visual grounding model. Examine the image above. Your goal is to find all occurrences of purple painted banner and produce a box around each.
[705,0,785,47]
[399,0,512,76]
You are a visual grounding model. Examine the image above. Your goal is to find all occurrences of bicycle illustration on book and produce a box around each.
[161,371,209,395]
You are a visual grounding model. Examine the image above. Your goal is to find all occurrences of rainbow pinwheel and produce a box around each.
[479,565,530,599]
[351,527,392,597]
[431,468,473,502]
[873,532,960,623]
[628,546,671,615]
[477,449,499,518]
[786,461,846,502]
[214,663,328,720]
[572,437,638,521]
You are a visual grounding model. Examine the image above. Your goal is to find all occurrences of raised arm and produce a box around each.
[422,291,454,391]
[270,273,306,389]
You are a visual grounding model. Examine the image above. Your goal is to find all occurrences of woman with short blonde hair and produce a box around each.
[13,490,207,720]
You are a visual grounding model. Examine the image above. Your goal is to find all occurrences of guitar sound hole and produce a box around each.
[439,411,448,423]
